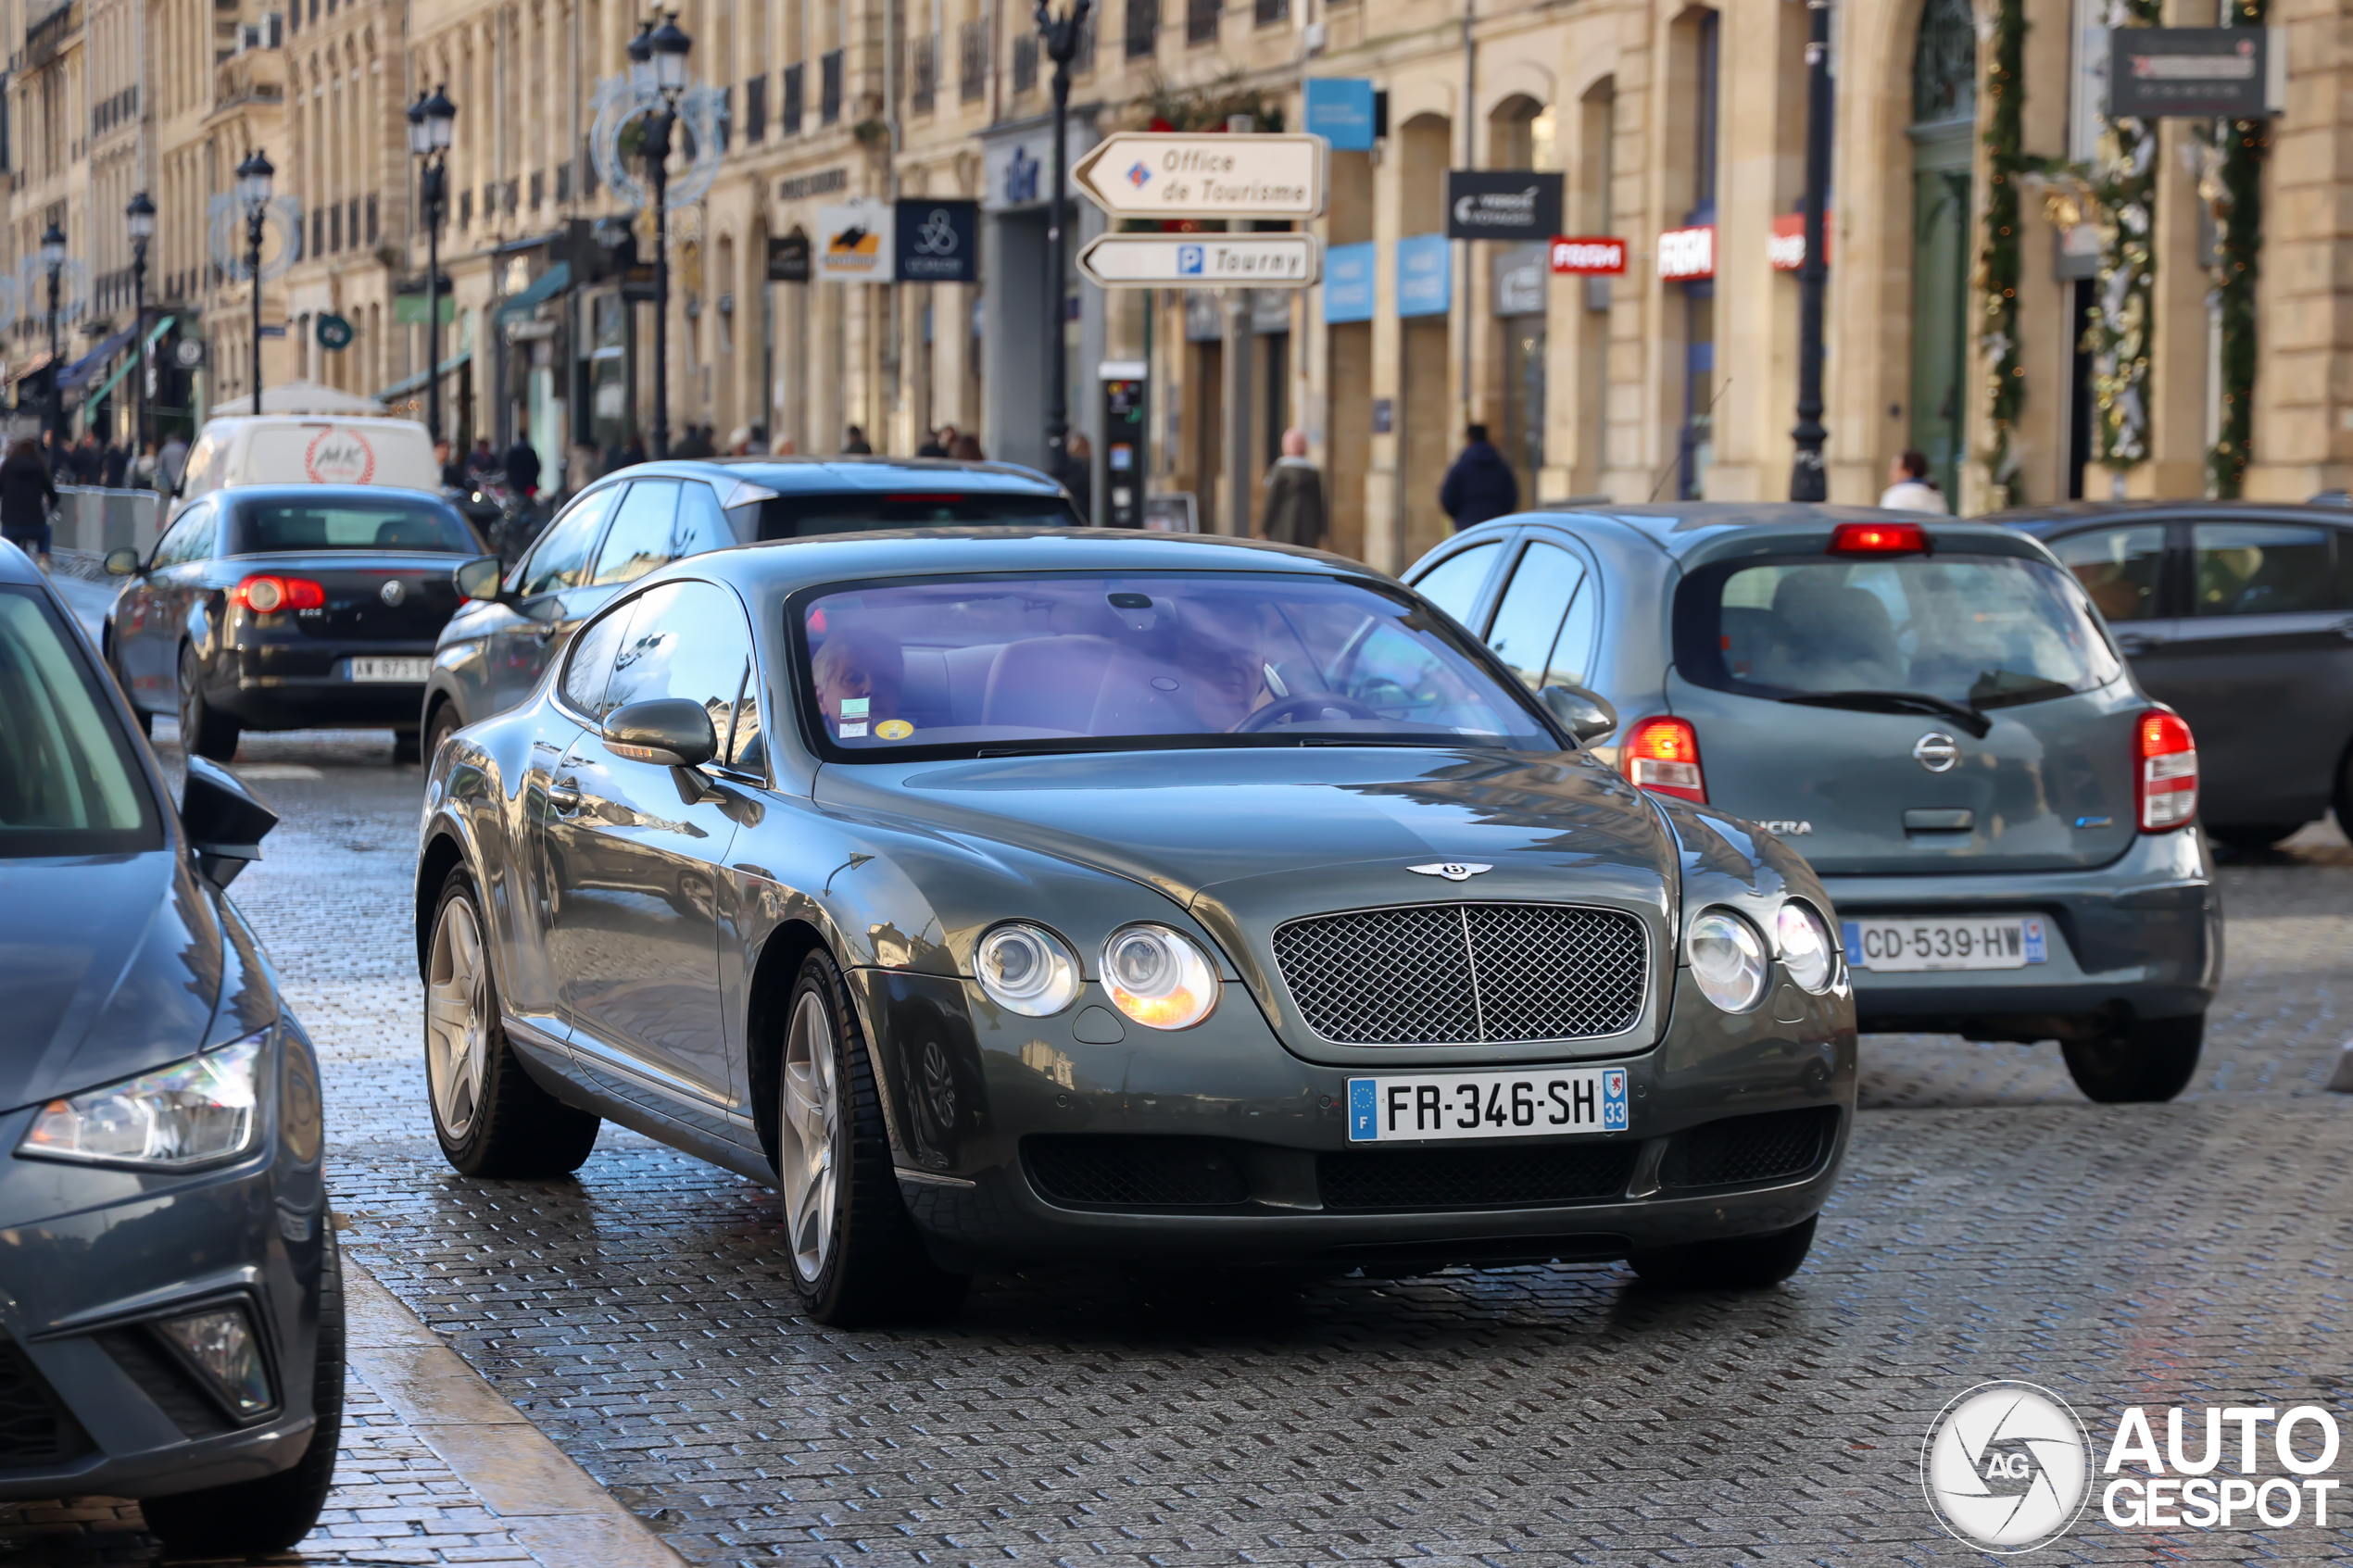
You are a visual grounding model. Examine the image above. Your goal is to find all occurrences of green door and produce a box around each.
[1909,131,1972,507]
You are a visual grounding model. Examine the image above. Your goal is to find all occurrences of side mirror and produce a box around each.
[103,547,141,576]
[602,698,718,769]
[453,556,504,602]
[1539,684,1618,746]
[181,756,278,888]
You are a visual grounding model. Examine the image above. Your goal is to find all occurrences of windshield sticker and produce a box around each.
[875,720,914,740]
[840,722,869,738]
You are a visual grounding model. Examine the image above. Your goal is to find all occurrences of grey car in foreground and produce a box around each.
[415,531,1856,1326]
[1406,504,2223,1103]
[0,543,339,1556]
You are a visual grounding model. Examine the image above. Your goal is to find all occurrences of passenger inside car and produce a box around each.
[811,624,905,737]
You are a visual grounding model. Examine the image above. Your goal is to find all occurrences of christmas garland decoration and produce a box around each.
[2207,0,2269,496]
[2085,0,2162,473]
[1977,0,2030,507]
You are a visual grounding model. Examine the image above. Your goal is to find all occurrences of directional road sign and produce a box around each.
[1073,133,1327,221]
[1076,232,1323,289]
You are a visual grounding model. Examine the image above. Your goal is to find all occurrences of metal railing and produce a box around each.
[49,487,164,558]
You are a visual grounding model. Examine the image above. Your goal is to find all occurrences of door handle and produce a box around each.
[546,778,582,812]
[2333,617,2353,642]
[2115,633,2163,655]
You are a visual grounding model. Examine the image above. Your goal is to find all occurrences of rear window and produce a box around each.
[0,586,160,857]
[228,500,479,556]
[1677,553,2122,711]
[749,492,1080,539]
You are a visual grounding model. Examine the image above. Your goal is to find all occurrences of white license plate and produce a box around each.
[1347,1066,1629,1143]
[1842,916,2048,972]
[346,657,431,684]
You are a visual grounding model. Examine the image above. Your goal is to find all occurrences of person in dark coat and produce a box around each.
[842,424,873,455]
[1259,428,1327,550]
[673,423,715,459]
[503,437,542,496]
[101,439,131,488]
[68,433,105,486]
[0,440,59,565]
[916,424,951,458]
[1439,423,1519,532]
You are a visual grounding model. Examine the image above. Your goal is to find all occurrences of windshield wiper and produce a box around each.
[1777,689,1991,738]
[1969,671,2075,710]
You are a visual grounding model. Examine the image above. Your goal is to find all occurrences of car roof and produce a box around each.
[648,529,1359,595]
[1986,497,2353,532]
[1500,501,1994,558]
[604,456,1067,496]
[205,484,456,507]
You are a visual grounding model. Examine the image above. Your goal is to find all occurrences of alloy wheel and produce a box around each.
[425,897,491,1140]
[779,989,841,1283]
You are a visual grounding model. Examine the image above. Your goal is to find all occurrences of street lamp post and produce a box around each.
[235,149,275,413]
[1034,0,1092,486]
[1787,0,1832,502]
[408,86,457,443]
[126,193,155,453]
[38,222,66,447]
[634,14,692,460]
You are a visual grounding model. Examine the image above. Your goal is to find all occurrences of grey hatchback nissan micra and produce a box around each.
[1407,505,2222,1103]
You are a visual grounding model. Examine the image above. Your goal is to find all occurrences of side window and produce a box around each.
[673,483,735,558]
[560,599,636,717]
[2189,522,2346,616]
[1482,541,1589,688]
[589,480,683,585]
[518,485,620,598]
[2049,525,2166,622]
[152,505,213,569]
[601,581,756,759]
[1410,541,1501,627]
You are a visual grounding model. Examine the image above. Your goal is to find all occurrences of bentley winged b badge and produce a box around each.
[1409,862,1493,882]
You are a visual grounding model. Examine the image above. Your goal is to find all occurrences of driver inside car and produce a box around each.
[812,625,904,739]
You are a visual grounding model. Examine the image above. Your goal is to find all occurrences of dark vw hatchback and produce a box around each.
[102,486,485,763]
[0,544,340,1557]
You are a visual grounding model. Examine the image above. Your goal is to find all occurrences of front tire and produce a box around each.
[2061,1013,2203,1103]
[1628,1216,1818,1290]
[391,728,422,766]
[141,1228,345,1555]
[2207,822,2299,853]
[422,701,463,768]
[425,869,600,1176]
[177,644,240,761]
[777,950,969,1326]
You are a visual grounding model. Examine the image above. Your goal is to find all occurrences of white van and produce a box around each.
[170,416,440,521]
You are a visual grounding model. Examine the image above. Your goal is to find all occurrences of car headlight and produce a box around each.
[1686,909,1769,1013]
[17,1031,267,1169]
[974,922,1082,1016]
[1102,924,1219,1030]
[1775,901,1837,994]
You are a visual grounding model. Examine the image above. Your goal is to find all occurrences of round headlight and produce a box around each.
[1101,924,1219,1030]
[974,922,1081,1016]
[1687,909,1769,1013]
[1775,901,1836,994]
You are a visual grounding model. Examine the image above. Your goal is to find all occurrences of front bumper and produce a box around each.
[1818,826,2221,1035]
[220,637,435,729]
[853,966,1857,1271]
[0,1054,330,1499]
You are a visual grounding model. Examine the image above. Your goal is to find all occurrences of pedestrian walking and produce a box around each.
[132,440,160,491]
[1063,433,1092,523]
[101,438,130,488]
[0,439,59,568]
[1439,424,1519,533]
[947,433,983,461]
[502,435,542,497]
[1260,429,1327,550]
[843,425,873,455]
[157,432,188,492]
[1878,450,1949,514]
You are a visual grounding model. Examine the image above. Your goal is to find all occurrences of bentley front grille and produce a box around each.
[1271,902,1648,1046]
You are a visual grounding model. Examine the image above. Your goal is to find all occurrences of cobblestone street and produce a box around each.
[14,722,2353,1565]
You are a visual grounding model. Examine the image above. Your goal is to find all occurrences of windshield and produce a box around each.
[1679,554,2122,710]
[797,572,1558,758]
[0,586,161,857]
[228,500,480,555]
[751,493,1082,539]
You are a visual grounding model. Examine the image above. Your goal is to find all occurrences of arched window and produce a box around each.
[1912,0,1977,127]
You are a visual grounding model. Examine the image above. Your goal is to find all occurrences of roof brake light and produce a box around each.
[1829,521,1931,556]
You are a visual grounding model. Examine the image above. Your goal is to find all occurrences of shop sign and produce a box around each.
[1444,171,1564,242]
[894,199,978,283]
[2109,27,2275,119]
[1324,242,1376,324]
[1395,234,1451,317]
[815,201,895,282]
[1549,236,1627,275]
[1768,212,1832,271]
[1303,79,1377,152]
[1657,225,1716,281]
[1491,243,1548,317]
[768,231,812,282]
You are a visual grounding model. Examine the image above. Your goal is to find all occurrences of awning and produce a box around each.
[8,350,55,383]
[83,347,140,409]
[59,325,136,393]
[494,262,572,325]
[142,314,177,350]
[375,348,472,401]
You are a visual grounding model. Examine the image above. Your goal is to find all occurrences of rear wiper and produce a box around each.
[1777,689,1991,738]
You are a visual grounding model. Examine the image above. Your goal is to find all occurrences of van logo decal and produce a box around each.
[1914,731,1960,773]
[304,426,377,485]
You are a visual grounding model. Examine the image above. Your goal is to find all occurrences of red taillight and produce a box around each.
[232,574,325,614]
[2135,707,2197,833]
[1830,521,1930,556]
[1624,716,1705,803]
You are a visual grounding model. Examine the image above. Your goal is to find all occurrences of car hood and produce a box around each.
[0,851,230,1111]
